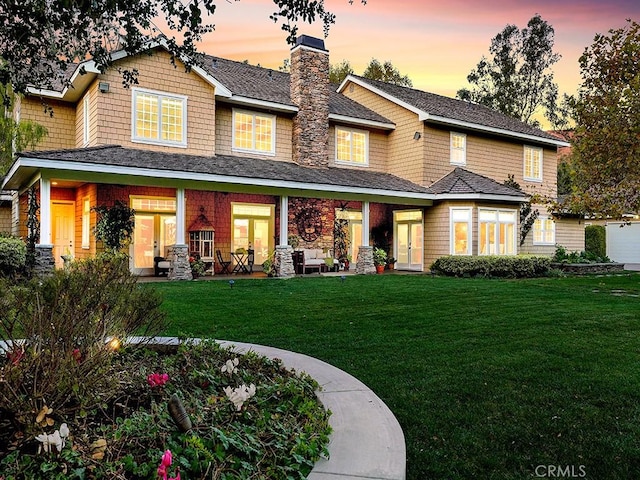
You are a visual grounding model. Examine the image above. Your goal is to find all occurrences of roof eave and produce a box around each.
[329,114,395,131]
[435,193,528,202]
[424,114,569,147]
[10,156,436,204]
[221,95,298,113]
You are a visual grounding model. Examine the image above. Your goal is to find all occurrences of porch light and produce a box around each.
[98,81,110,93]
[413,132,421,141]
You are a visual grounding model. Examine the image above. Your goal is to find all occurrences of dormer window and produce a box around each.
[336,126,368,166]
[132,88,187,147]
[232,109,276,155]
[450,132,466,166]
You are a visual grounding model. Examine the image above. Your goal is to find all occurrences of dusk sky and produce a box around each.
[191,0,640,100]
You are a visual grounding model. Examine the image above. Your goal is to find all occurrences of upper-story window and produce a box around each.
[524,145,543,182]
[450,132,466,166]
[232,109,276,155]
[132,88,187,147]
[336,127,368,165]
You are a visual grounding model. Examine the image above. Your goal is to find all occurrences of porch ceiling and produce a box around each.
[5,145,435,206]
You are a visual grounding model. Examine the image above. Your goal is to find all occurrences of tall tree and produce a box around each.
[457,14,561,128]
[362,59,412,87]
[0,0,365,105]
[563,20,640,219]
[329,58,412,86]
[329,60,354,84]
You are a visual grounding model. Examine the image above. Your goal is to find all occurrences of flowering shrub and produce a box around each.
[147,372,170,388]
[188,255,206,277]
[0,340,331,479]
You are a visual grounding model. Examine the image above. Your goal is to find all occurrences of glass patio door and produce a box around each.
[132,213,176,275]
[395,210,423,271]
[231,203,274,267]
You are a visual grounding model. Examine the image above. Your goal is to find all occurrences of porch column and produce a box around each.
[35,177,55,275]
[274,195,295,277]
[356,201,375,274]
[168,187,192,281]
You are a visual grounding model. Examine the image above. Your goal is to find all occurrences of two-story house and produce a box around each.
[1,35,580,278]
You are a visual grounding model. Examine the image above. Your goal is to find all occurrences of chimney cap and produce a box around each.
[294,35,327,52]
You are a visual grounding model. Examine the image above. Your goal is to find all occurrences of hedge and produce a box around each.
[430,255,551,278]
[0,235,27,277]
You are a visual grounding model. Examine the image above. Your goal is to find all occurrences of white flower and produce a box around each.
[223,383,257,411]
[221,358,239,376]
[35,424,69,454]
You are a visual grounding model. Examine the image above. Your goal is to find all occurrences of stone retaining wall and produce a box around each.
[551,262,625,275]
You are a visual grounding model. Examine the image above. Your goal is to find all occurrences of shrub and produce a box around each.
[553,245,610,264]
[430,255,551,278]
[0,254,165,441]
[585,225,606,258]
[0,234,26,278]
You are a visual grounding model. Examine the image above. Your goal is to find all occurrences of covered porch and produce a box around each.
[3,145,435,279]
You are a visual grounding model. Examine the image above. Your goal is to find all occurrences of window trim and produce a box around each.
[533,216,556,245]
[82,95,90,147]
[81,197,90,249]
[131,87,188,148]
[232,109,276,156]
[335,126,369,166]
[450,132,467,166]
[478,207,518,256]
[450,207,473,255]
[523,145,543,182]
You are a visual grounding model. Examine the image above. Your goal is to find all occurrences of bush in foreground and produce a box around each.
[430,255,551,278]
[0,234,27,279]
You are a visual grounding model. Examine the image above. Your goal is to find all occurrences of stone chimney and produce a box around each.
[290,35,330,168]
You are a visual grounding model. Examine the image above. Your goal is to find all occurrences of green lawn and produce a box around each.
[147,273,640,479]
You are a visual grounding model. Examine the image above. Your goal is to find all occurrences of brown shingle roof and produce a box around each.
[22,145,432,195]
[429,167,526,198]
[350,75,561,143]
[200,56,393,125]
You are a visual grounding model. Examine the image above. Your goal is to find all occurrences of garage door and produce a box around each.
[606,222,640,263]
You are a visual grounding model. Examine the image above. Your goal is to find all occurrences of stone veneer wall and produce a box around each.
[290,38,330,168]
[167,245,192,281]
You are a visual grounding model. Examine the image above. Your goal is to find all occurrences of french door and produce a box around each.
[394,210,423,271]
[132,213,176,275]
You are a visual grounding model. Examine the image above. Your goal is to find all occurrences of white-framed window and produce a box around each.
[82,95,90,146]
[479,208,517,255]
[335,126,368,165]
[450,132,466,166]
[533,216,555,245]
[450,207,472,255]
[524,145,543,182]
[132,88,187,147]
[232,109,276,155]
[81,197,90,249]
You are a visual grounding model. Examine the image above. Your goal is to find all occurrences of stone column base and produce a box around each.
[274,245,295,278]
[34,244,55,276]
[355,245,376,275]
[167,244,193,281]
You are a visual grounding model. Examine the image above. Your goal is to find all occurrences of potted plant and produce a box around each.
[189,255,206,278]
[387,257,396,270]
[373,247,387,274]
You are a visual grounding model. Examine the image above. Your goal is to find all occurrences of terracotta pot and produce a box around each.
[375,265,385,274]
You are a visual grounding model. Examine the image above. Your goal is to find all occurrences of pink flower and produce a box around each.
[158,450,180,480]
[147,372,170,388]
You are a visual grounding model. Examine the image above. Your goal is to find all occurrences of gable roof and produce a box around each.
[4,146,434,203]
[200,55,394,128]
[339,75,568,147]
[429,167,527,201]
[26,43,394,130]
